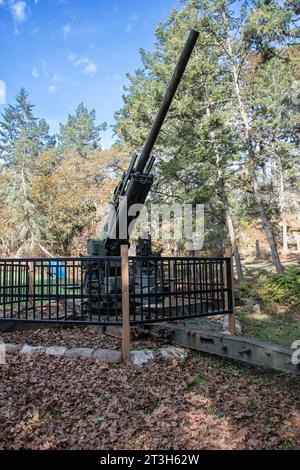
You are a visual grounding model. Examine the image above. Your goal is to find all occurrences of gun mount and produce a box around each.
[88,30,199,257]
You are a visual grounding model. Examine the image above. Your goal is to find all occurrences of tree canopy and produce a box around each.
[0,0,299,271]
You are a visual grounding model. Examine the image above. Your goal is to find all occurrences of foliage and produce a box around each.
[0,87,54,166]
[239,266,300,309]
[0,1,299,261]
[238,308,300,347]
[256,267,300,307]
[114,0,299,263]
[58,103,107,158]
[0,89,125,256]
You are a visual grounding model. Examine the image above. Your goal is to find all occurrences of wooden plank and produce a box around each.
[28,262,34,302]
[121,245,131,362]
[224,248,237,335]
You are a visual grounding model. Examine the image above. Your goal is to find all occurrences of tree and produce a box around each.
[0,88,54,256]
[58,103,107,158]
[0,87,54,167]
[0,89,114,256]
[30,148,128,255]
[115,0,299,274]
[114,1,245,275]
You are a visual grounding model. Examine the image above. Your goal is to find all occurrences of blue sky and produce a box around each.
[0,0,181,148]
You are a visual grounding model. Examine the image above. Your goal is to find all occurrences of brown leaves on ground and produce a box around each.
[3,327,121,350]
[0,330,299,450]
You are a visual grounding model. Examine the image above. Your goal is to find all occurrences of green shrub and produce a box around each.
[237,266,300,310]
[256,267,300,308]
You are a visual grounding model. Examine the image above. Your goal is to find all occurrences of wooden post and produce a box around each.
[28,262,34,303]
[225,248,237,336]
[121,245,131,362]
[255,240,261,259]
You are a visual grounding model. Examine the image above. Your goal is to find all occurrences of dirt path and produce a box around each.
[242,255,300,275]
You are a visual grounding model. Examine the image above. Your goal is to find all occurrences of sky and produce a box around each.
[0,0,182,148]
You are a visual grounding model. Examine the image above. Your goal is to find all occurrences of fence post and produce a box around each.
[28,262,34,303]
[225,248,237,335]
[121,245,131,362]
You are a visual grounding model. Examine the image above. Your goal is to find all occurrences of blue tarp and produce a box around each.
[49,260,66,279]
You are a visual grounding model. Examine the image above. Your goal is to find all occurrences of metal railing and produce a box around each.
[0,256,233,327]
[129,256,233,324]
[0,257,122,326]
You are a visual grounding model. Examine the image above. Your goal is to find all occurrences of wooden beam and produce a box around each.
[121,245,131,362]
[28,262,34,302]
[225,248,237,335]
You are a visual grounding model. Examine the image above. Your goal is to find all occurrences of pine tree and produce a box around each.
[0,87,54,167]
[58,103,107,158]
[0,88,54,255]
[114,0,299,273]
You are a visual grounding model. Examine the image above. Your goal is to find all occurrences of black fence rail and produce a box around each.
[0,256,233,327]
[0,257,122,326]
[129,256,233,324]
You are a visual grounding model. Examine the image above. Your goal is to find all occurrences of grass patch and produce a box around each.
[187,376,206,388]
[238,266,300,314]
[237,308,300,347]
[235,265,300,347]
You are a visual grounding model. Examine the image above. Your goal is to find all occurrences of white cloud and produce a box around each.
[63,23,72,38]
[82,60,97,75]
[68,53,97,76]
[48,84,57,94]
[0,80,6,104]
[32,66,39,78]
[11,1,27,23]
[126,13,138,33]
[47,74,60,94]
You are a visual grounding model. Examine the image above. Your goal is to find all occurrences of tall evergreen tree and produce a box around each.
[0,87,54,167]
[58,103,106,158]
[0,88,54,256]
[115,0,299,274]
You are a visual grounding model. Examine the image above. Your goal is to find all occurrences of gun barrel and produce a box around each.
[136,29,199,174]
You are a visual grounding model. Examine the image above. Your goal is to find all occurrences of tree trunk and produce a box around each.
[221,185,244,281]
[277,156,289,254]
[256,240,261,259]
[282,221,289,255]
[251,165,284,273]
[206,105,244,281]
[222,10,284,274]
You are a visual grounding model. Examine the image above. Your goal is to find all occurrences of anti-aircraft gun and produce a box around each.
[83,30,199,314]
